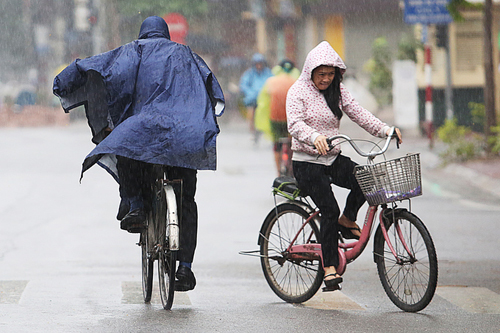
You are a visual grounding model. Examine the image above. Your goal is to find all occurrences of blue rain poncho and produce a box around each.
[53,16,225,181]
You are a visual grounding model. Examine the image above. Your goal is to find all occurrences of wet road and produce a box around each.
[1,116,499,332]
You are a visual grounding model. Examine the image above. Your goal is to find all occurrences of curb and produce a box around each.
[442,163,500,200]
[401,135,500,200]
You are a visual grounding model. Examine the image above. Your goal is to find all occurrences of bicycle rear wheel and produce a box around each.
[157,185,177,310]
[260,203,323,303]
[374,209,438,312]
[158,248,176,310]
[140,230,154,303]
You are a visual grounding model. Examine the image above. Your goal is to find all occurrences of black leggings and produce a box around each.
[116,156,198,263]
[293,155,366,268]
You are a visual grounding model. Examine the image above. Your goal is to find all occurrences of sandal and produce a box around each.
[338,224,361,240]
[322,273,343,292]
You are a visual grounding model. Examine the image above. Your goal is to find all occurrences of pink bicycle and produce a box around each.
[254,128,438,312]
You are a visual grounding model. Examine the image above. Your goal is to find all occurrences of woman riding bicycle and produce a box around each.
[286,41,402,290]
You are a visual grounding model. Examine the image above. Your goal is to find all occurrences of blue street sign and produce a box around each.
[404,0,453,25]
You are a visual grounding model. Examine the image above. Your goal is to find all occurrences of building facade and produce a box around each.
[414,7,500,128]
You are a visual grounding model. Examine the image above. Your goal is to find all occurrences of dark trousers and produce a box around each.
[293,155,366,267]
[116,156,198,263]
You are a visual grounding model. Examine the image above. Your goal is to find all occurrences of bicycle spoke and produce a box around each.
[260,204,323,303]
[375,210,438,312]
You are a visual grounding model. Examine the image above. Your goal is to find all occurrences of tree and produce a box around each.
[448,0,497,153]
[397,33,420,62]
[483,0,497,151]
[364,37,393,107]
[106,0,210,45]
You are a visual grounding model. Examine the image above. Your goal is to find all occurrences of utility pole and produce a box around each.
[423,26,434,148]
[483,0,497,151]
[436,24,453,120]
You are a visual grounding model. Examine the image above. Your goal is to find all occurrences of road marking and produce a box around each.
[121,281,191,305]
[424,179,500,210]
[301,290,365,311]
[0,280,28,304]
[436,286,500,314]
[458,199,500,211]
[423,179,460,199]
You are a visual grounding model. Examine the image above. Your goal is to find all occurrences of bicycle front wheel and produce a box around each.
[374,209,438,312]
[260,203,323,303]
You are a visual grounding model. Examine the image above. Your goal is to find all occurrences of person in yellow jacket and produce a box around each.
[255,59,299,174]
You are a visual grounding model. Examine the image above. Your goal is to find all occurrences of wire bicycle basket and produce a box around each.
[354,153,422,206]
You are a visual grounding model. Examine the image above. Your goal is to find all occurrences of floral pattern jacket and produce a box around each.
[286,41,389,161]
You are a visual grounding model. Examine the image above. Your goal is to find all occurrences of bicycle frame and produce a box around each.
[287,202,413,275]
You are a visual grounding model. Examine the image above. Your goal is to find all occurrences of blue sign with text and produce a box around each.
[404,0,453,24]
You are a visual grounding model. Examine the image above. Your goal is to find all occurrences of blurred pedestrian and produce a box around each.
[239,53,272,142]
[255,59,298,175]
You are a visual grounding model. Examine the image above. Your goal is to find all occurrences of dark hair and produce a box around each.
[315,66,343,120]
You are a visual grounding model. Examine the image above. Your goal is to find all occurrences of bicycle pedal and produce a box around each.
[322,284,342,292]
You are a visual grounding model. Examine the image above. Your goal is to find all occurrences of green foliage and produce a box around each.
[467,102,500,134]
[397,33,421,62]
[438,118,470,144]
[115,0,208,18]
[488,126,500,154]
[112,0,209,43]
[437,118,483,162]
[364,37,392,107]
[439,103,500,159]
[447,0,483,22]
[469,102,485,130]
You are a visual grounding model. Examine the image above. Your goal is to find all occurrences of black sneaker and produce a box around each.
[174,265,196,291]
[116,199,130,220]
[120,208,146,233]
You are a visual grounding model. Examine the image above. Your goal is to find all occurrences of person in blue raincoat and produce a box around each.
[239,53,272,140]
[53,16,225,292]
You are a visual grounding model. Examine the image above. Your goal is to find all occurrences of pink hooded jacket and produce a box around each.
[286,41,389,161]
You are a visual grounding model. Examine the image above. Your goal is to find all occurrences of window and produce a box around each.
[455,18,483,71]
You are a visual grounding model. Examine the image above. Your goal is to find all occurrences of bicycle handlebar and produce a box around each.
[326,127,398,159]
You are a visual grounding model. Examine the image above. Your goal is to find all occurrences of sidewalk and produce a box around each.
[342,107,500,200]
[223,107,500,200]
[439,155,500,199]
[0,105,68,127]
[380,109,500,200]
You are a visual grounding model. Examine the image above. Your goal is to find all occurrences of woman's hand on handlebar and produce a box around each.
[387,127,403,145]
[314,135,330,155]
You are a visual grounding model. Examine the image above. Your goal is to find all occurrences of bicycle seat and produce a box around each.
[273,176,303,196]
[273,175,336,198]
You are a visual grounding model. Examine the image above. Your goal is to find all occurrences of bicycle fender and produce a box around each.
[257,201,316,245]
[164,184,180,251]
